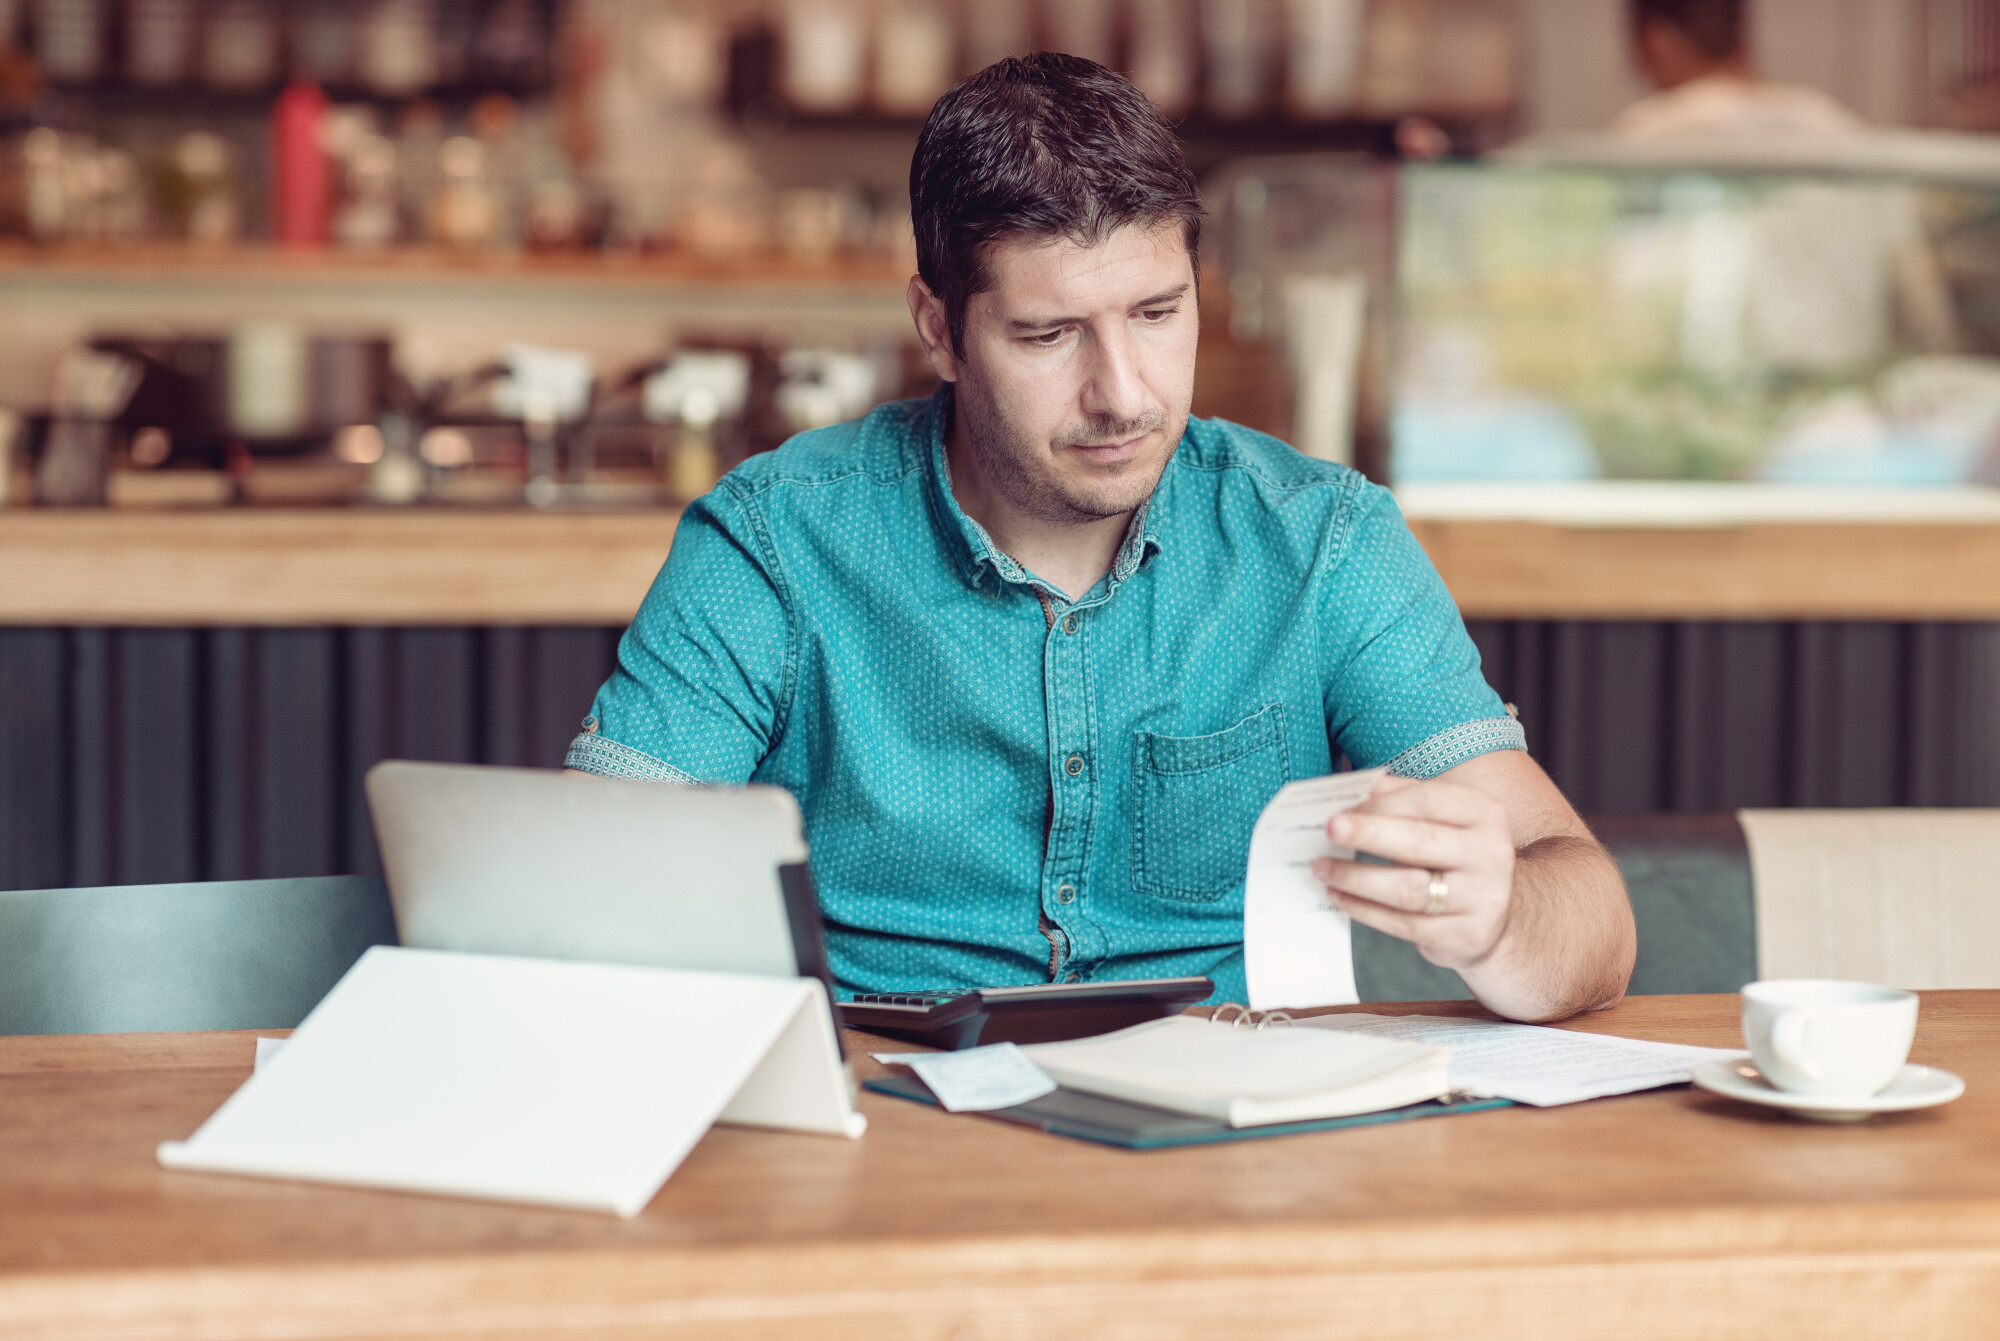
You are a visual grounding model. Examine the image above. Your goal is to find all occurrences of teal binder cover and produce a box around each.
[864,1073,1513,1150]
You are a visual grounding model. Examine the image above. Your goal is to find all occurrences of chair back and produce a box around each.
[0,874,397,1035]
[1739,809,2000,988]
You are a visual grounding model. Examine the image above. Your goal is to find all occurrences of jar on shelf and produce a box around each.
[874,0,951,117]
[201,0,280,91]
[1046,0,1117,68]
[1202,0,1274,121]
[359,0,440,96]
[962,0,1030,72]
[33,0,106,84]
[1284,0,1365,120]
[125,0,195,88]
[781,0,866,114]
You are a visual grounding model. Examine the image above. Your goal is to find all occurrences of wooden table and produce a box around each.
[3,993,1995,1340]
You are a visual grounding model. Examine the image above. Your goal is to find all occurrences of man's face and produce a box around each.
[947,221,1198,526]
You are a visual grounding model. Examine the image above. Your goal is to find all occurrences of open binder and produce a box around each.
[866,1072,1508,1150]
[159,946,864,1217]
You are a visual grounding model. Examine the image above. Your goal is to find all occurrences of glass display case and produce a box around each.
[1392,155,2000,487]
[1206,146,2000,490]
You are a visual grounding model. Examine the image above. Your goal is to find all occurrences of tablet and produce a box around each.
[365,761,813,980]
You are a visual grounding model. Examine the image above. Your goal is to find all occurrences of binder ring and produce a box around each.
[1208,1004,1294,1030]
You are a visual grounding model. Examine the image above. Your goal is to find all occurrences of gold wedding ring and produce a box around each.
[1424,871,1449,916]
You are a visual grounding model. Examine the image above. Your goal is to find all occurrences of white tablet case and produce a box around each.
[158,946,865,1217]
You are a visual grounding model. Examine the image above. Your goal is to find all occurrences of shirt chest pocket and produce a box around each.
[1130,704,1290,904]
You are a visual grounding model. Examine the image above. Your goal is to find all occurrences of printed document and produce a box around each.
[1301,1013,1742,1106]
[1244,767,1388,1010]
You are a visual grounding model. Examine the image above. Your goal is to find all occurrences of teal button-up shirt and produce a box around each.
[568,386,1523,1004]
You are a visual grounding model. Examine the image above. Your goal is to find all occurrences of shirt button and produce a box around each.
[1065,972,1082,983]
[1064,754,1084,776]
[1056,883,1076,904]
[1063,613,1078,635]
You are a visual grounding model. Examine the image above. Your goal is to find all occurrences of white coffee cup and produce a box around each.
[1741,980,1917,1097]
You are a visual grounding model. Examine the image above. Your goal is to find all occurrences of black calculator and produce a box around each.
[836,976,1214,1051]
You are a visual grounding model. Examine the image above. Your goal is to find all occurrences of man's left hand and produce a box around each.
[1309,774,1517,970]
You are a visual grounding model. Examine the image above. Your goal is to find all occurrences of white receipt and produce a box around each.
[1301,1014,1742,1106]
[1243,766,1388,1010]
[872,1043,1059,1113]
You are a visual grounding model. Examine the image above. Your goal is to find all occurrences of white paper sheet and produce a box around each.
[1300,1013,1742,1106]
[873,1043,1058,1112]
[1243,766,1388,1010]
[253,1037,286,1071]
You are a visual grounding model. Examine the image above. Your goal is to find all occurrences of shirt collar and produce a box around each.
[923,381,1171,598]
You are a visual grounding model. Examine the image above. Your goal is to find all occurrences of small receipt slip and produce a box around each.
[1244,767,1388,1010]
[1301,1014,1741,1106]
[873,1043,1059,1112]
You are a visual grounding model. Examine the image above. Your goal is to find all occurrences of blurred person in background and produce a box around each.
[1614,0,1862,141]
[1610,0,1961,456]
[568,55,1635,1023]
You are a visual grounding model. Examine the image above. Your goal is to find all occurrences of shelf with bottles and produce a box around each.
[1,0,1519,271]
[2,0,559,104]
[5,0,1518,143]
[1,85,612,254]
[0,87,924,270]
[724,0,1516,138]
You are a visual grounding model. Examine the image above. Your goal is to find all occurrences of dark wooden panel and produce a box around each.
[1908,624,2000,807]
[529,628,621,769]
[1670,622,1789,812]
[1591,624,1672,812]
[68,630,113,889]
[205,630,253,882]
[482,626,533,769]
[3,621,1997,891]
[340,628,393,876]
[1544,623,1600,807]
[393,628,481,765]
[0,630,69,891]
[114,630,200,886]
[1791,623,1906,807]
[252,631,341,879]
[1469,620,2000,814]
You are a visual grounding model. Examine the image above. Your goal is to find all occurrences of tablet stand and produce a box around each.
[158,946,864,1217]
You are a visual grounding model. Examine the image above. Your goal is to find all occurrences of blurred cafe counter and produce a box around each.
[7,485,2000,626]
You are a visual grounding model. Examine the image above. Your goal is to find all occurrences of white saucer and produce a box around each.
[1692,1057,1966,1122]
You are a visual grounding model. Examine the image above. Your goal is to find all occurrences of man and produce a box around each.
[569,55,1634,1022]
[1614,0,1862,141]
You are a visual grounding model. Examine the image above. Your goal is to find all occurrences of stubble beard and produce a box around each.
[954,366,1186,528]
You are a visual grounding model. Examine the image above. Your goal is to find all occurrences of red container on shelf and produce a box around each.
[271,81,331,247]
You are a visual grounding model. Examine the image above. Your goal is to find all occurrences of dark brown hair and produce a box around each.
[910,53,1204,355]
[1629,0,1745,60]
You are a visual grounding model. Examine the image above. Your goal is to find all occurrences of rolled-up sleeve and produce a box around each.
[565,482,794,785]
[1320,483,1525,777]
